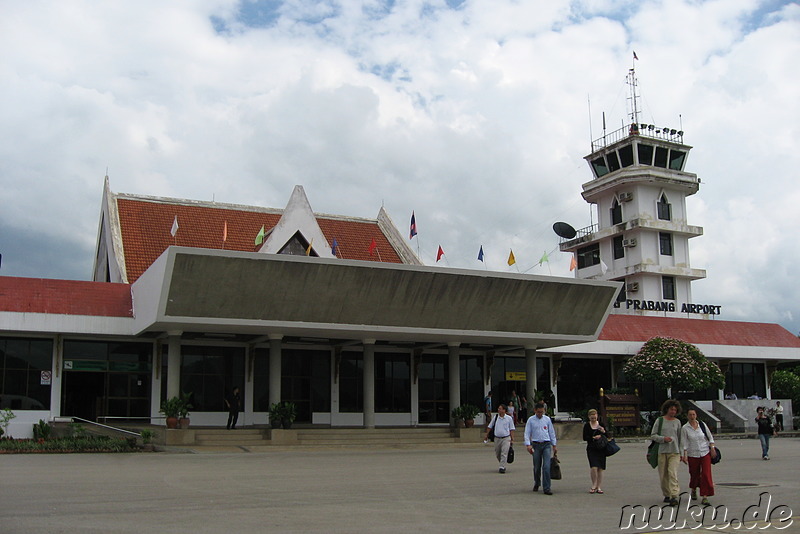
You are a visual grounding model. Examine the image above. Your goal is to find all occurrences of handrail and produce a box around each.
[69,416,142,438]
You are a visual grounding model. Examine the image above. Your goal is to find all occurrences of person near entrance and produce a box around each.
[225,387,241,430]
[524,402,557,495]
[483,391,493,420]
[484,404,515,473]
[774,401,784,432]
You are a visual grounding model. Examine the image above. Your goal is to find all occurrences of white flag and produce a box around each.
[170,215,179,237]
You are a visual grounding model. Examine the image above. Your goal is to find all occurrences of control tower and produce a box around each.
[559,68,712,317]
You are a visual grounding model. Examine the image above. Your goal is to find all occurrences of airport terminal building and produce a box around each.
[3,108,799,436]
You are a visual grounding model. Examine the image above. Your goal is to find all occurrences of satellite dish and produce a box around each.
[553,222,577,239]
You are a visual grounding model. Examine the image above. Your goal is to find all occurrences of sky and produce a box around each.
[1,0,799,335]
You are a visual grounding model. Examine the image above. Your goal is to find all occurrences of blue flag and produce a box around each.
[331,238,339,257]
[478,246,484,262]
[409,211,417,239]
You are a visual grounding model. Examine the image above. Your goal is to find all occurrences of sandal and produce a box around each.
[596,489,604,494]
[589,488,597,494]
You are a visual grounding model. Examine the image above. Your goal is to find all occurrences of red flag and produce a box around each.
[368,238,377,256]
[436,245,444,262]
[223,221,228,242]
[569,255,577,271]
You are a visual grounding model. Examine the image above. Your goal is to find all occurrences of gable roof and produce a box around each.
[103,186,420,283]
[260,185,334,257]
[599,314,800,348]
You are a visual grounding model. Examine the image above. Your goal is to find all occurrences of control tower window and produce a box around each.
[657,194,672,221]
[607,151,621,172]
[591,156,609,178]
[654,146,668,168]
[637,143,654,165]
[618,144,634,167]
[610,199,622,225]
[662,276,676,300]
[669,150,686,170]
[577,243,600,269]
[659,232,673,256]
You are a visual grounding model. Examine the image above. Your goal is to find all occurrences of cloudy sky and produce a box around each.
[1,0,798,334]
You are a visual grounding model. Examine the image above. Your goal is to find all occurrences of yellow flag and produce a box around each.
[507,249,516,266]
[305,239,314,256]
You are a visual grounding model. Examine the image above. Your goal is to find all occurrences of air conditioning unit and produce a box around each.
[626,282,640,292]
[622,238,637,248]
[618,192,633,202]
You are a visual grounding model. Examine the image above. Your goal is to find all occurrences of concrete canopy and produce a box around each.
[132,247,620,349]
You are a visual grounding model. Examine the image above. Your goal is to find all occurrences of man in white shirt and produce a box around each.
[524,403,558,494]
[485,404,515,473]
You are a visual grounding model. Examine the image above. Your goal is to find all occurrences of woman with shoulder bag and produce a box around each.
[680,409,717,506]
[652,399,683,506]
[583,409,608,494]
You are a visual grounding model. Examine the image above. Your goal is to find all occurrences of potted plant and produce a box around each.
[269,401,297,429]
[268,403,282,429]
[160,396,182,429]
[178,391,193,429]
[140,429,155,451]
[452,404,480,428]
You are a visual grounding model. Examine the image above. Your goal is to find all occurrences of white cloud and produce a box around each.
[0,0,798,335]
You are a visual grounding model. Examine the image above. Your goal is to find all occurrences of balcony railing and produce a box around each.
[592,123,685,151]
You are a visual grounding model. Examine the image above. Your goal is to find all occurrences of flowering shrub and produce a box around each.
[623,336,725,392]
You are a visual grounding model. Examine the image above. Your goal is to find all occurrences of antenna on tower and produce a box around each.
[626,67,641,127]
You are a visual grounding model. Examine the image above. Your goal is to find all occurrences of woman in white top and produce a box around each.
[680,409,717,506]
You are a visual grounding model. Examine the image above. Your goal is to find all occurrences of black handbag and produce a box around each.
[700,422,721,464]
[605,438,621,456]
[593,434,609,450]
[507,445,515,464]
[550,454,562,480]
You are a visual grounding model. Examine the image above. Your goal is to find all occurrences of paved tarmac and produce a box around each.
[1,436,798,533]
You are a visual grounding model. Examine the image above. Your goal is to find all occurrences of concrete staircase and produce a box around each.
[190,427,463,450]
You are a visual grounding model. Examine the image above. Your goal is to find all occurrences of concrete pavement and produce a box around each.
[1,435,798,533]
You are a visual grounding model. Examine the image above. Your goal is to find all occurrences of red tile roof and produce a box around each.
[116,197,403,282]
[599,314,800,348]
[0,277,133,317]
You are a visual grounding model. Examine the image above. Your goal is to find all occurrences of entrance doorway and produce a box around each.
[62,371,151,421]
[418,354,449,423]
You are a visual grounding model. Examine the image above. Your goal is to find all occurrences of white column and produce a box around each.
[448,343,460,423]
[268,335,282,406]
[50,335,63,418]
[363,340,375,429]
[525,347,537,411]
[166,332,182,399]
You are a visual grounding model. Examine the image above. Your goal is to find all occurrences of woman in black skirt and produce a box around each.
[584,409,608,494]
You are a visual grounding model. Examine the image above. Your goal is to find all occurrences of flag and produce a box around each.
[633,51,638,60]
[600,260,608,274]
[331,238,339,257]
[368,238,377,256]
[223,221,228,242]
[538,251,549,265]
[436,245,444,262]
[507,250,516,266]
[305,239,314,256]
[254,225,265,246]
[477,246,484,262]
[569,255,577,271]
[409,211,417,239]
[170,216,179,237]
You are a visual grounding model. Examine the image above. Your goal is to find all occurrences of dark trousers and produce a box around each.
[227,411,239,429]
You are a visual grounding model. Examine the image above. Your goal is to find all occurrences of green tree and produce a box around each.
[771,370,800,407]
[623,336,725,394]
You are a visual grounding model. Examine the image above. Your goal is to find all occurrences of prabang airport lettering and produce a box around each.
[614,300,722,315]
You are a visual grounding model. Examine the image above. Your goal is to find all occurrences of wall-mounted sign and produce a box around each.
[505,372,527,381]
[40,370,52,385]
[615,300,721,315]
